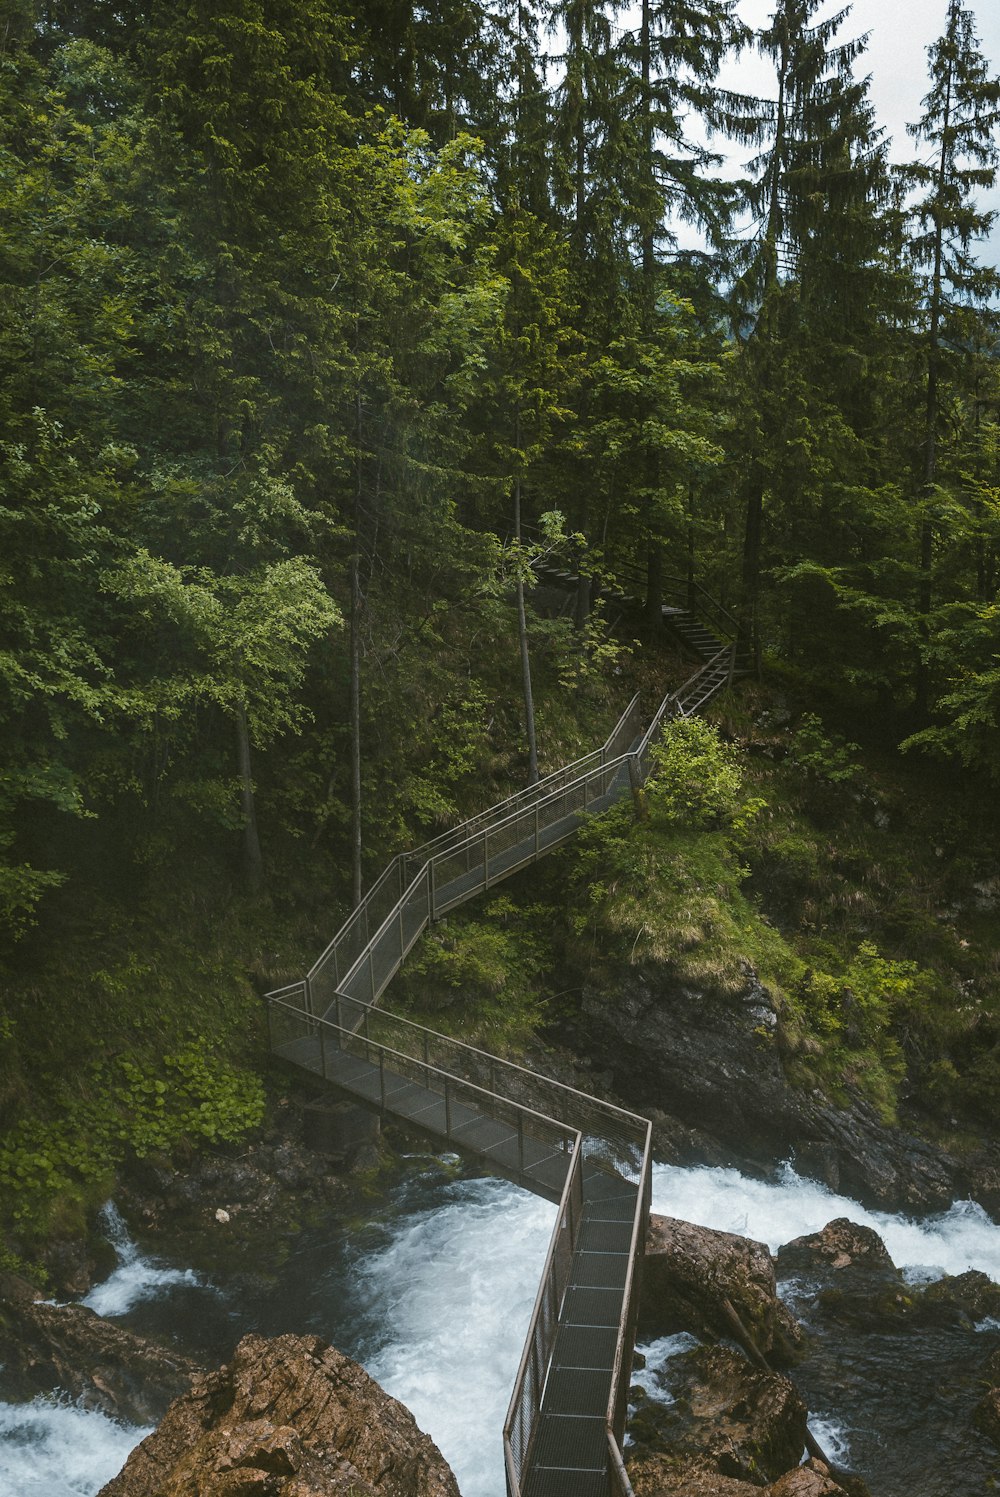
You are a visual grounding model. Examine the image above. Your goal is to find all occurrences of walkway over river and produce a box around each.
[267,583,739,1497]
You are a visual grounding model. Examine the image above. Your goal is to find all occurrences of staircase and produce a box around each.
[266,582,737,1497]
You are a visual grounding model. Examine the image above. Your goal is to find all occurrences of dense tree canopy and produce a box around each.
[1,0,998,952]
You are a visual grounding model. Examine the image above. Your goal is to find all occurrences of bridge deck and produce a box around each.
[275,1030,638,1497]
[270,590,738,1497]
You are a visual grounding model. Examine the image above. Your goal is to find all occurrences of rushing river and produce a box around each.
[2,1156,999,1497]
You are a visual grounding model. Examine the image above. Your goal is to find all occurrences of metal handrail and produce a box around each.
[267,609,737,1497]
[402,692,643,867]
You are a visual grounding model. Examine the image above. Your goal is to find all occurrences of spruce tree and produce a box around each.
[898,0,1000,717]
[714,0,877,665]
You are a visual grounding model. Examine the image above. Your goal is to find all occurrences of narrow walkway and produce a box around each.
[267,584,738,1497]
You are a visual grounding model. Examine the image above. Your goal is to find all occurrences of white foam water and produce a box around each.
[0,1396,149,1496]
[357,1173,555,1497]
[81,1203,200,1317]
[6,1161,1000,1497]
[650,1162,1000,1281]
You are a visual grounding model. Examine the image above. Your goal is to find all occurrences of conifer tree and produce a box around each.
[715,0,878,664]
[898,0,1000,717]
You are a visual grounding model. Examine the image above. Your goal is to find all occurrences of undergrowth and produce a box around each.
[556,696,1000,1132]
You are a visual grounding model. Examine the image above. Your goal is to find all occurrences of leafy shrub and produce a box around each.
[647,716,746,829]
[0,1039,265,1232]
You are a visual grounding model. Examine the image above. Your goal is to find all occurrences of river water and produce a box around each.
[2,1154,999,1497]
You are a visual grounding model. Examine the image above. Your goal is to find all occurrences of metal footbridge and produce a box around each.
[267,604,738,1497]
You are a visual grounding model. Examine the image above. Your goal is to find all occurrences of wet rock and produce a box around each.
[0,1273,199,1423]
[768,1460,852,1496]
[97,1332,459,1497]
[916,1269,1000,1327]
[643,1215,802,1363]
[628,1452,763,1495]
[114,1097,356,1266]
[628,1344,808,1485]
[302,1100,380,1159]
[975,1386,1000,1448]
[575,961,962,1215]
[961,1158,1000,1218]
[775,1219,896,1277]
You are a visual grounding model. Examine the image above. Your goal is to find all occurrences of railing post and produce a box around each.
[318,1017,327,1078]
[445,1077,452,1136]
[364,1008,371,1061]
[370,953,377,1004]
[534,802,539,857]
[423,1030,430,1088]
[265,999,273,1052]
[379,1051,386,1110]
[517,1111,524,1173]
[429,861,437,923]
[484,827,490,890]
[304,975,314,1022]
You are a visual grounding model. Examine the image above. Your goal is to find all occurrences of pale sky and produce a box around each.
[706,0,1000,263]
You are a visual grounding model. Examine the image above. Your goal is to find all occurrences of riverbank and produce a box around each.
[3,1146,1000,1497]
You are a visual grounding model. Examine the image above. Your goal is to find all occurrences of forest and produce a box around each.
[1,0,1000,1261]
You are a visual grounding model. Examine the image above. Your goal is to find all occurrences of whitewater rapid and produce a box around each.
[3,1159,1000,1497]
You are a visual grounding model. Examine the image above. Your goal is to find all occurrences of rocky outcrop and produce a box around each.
[643,1214,802,1363]
[97,1332,460,1497]
[113,1096,379,1275]
[573,961,961,1214]
[776,1220,1000,1333]
[775,1219,896,1277]
[628,1344,809,1488]
[629,1454,852,1497]
[0,1271,199,1423]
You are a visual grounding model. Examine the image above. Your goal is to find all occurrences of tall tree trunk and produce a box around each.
[351,392,364,906]
[513,426,539,784]
[645,538,663,640]
[916,46,953,721]
[236,702,263,895]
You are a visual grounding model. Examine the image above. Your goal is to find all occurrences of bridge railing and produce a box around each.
[504,1145,585,1495]
[400,692,644,873]
[269,994,581,1174]
[300,691,644,1019]
[268,596,736,1497]
[308,748,635,1025]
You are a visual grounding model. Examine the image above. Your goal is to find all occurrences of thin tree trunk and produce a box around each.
[740,467,764,675]
[645,540,663,639]
[351,391,364,906]
[916,45,953,720]
[236,702,263,895]
[513,430,539,784]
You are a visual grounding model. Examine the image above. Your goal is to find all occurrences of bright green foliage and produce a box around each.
[396,896,550,1050]
[787,714,860,786]
[0,1039,265,1234]
[647,716,745,829]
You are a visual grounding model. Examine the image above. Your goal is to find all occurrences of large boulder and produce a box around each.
[628,1344,808,1486]
[97,1332,459,1497]
[775,1219,896,1277]
[643,1214,801,1363]
[0,1271,199,1424]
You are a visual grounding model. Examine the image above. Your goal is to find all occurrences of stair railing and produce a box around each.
[268,592,740,1497]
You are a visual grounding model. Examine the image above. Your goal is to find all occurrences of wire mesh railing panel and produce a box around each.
[268,596,740,1497]
[401,870,431,955]
[504,1148,585,1495]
